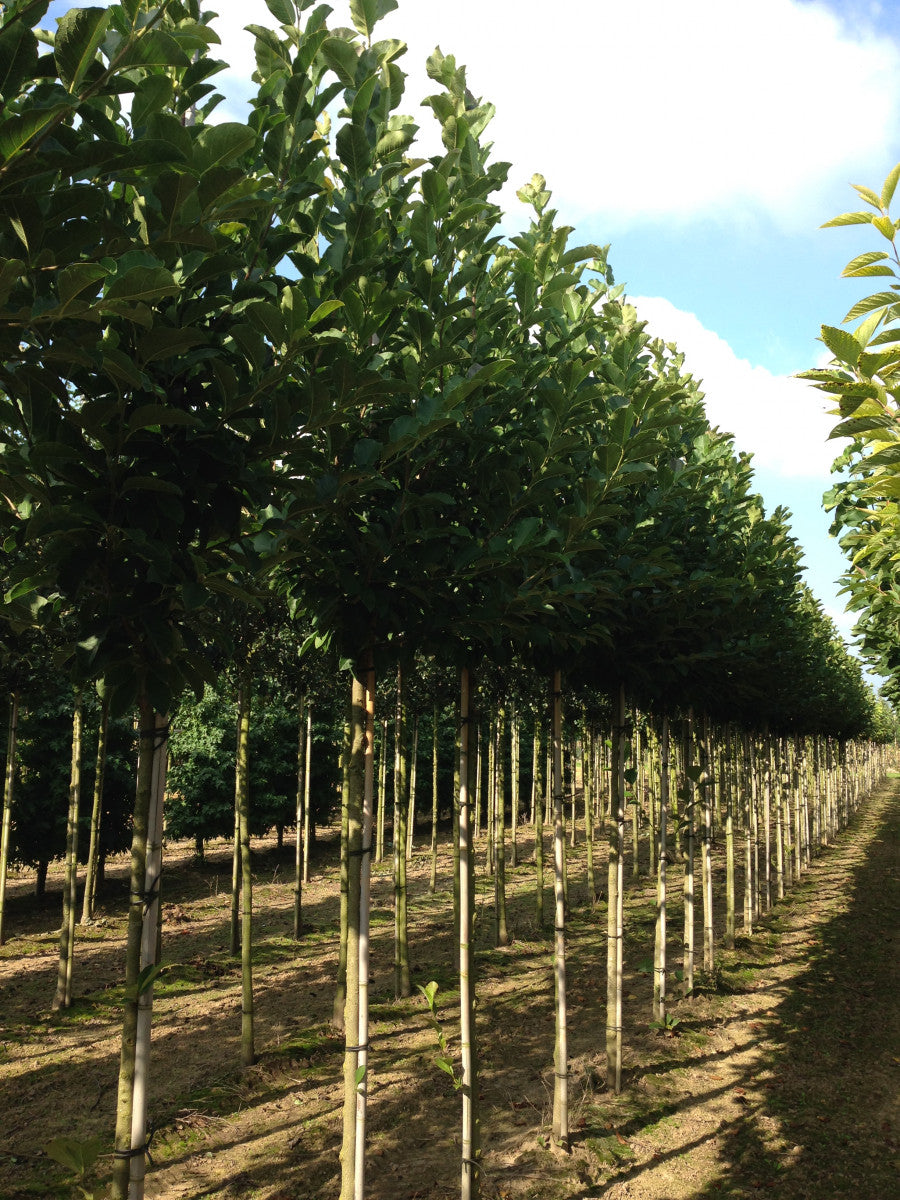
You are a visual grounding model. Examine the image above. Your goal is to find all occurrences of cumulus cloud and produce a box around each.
[629,295,839,477]
[207,0,900,231]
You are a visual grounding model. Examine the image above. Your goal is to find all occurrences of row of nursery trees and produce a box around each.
[0,1,896,1197]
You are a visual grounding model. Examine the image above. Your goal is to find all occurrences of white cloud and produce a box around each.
[629,295,839,477]
[209,0,900,230]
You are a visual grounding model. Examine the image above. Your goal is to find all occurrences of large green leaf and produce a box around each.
[820,324,861,366]
[0,104,68,162]
[349,0,399,40]
[104,265,178,303]
[194,122,257,173]
[0,20,38,100]
[264,0,295,22]
[335,122,371,174]
[55,7,110,92]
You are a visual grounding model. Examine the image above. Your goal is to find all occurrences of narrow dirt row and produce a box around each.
[1,775,897,1199]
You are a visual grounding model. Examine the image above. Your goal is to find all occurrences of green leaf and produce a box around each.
[435,1057,456,1077]
[194,122,257,173]
[105,266,178,304]
[0,104,68,162]
[0,21,39,100]
[852,183,883,208]
[308,299,343,327]
[55,7,110,92]
[265,0,295,20]
[349,0,399,40]
[127,405,200,434]
[842,292,896,324]
[45,1136,104,1177]
[881,162,900,209]
[321,37,359,87]
[57,262,107,307]
[354,1063,366,1086]
[335,122,371,174]
[821,211,873,228]
[820,324,861,366]
[864,444,900,466]
[872,215,897,240]
[124,962,165,1001]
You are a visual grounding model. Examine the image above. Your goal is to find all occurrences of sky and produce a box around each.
[44,1,900,659]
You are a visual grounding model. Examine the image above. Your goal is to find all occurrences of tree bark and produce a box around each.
[551,670,569,1146]
[53,694,83,1010]
[81,690,110,925]
[0,692,19,947]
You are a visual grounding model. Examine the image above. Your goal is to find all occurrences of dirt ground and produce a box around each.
[0,774,897,1200]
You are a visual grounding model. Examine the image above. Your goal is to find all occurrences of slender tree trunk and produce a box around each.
[406,713,418,861]
[653,715,669,1023]
[81,690,110,925]
[550,670,569,1147]
[376,715,387,865]
[682,716,695,998]
[236,675,255,1068]
[333,703,352,1030]
[54,693,83,1011]
[458,667,479,1200]
[229,734,241,960]
[394,666,410,999]
[302,703,313,886]
[339,670,368,1200]
[430,702,440,894]
[353,660,375,1200]
[111,700,165,1200]
[534,723,545,925]
[700,716,714,974]
[293,697,306,940]
[584,718,595,901]
[606,686,626,1092]
[510,704,519,868]
[494,708,509,947]
[0,692,19,947]
[631,720,641,877]
[127,711,167,1200]
[725,728,736,950]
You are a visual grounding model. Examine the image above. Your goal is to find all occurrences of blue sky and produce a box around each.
[44,1,900,661]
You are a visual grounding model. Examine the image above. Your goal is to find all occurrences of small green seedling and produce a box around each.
[45,1136,106,1199]
[417,980,461,1089]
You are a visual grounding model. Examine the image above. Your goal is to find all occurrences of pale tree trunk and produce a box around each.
[81,691,110,925]
[653,714,669,1023]
[631,718,641,877]
[339,671,367,1200]
[700,716,714,974]
[127,712,167,1200]
[303,704,313,886]
[486,717,495,876]
[353,661,375,1200]
[236,675,255,1068]
[724,727,736,950]
[293,697,306,940]
[584,718,595,902]
[494,707,509,947]
[430,702,440,894]
[333,705,351,1030]
[229,740,241,959]
[550,670,569,1147]
[762,734,772,911]
[458,668,479,1200]
[376,715,388,864]
[681,716,695,998]
[406,713,418,861]
[54,693,83,1011]
[0,692,19,947]
[394,667,410,999]
[111,701,166,1200]
[534,723,545,925]
[606,686,626,1092]
[647,721,658,881]
[510,704,519,868]
[774,739,785,902]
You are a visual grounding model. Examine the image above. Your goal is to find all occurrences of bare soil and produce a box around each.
[1,775,897,1200]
